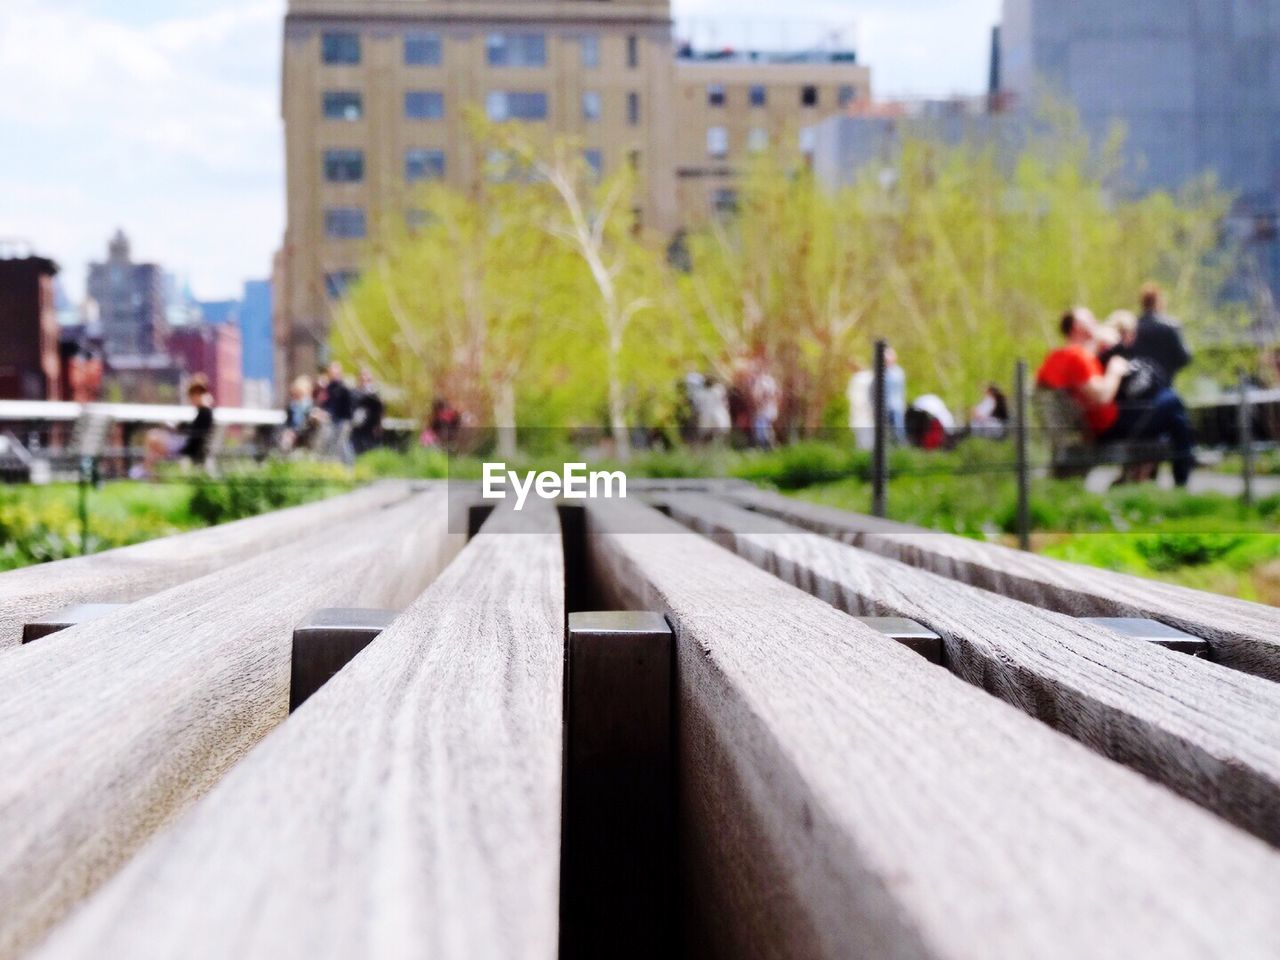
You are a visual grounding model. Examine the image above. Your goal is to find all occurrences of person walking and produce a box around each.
[322,361,355,466]
[179,376,215,470]
[750,361,780,450]
[351,368,385,456]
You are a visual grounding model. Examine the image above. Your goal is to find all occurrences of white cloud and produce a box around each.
[0,0,284,299]
[0,0,998,300]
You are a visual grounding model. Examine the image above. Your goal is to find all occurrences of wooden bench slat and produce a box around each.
[584,499,1280,960]
[664,492,1280,845]
[0,481,417,650]
[30,504,563,960]
[0,490,463,959]
[728,487,1280,681]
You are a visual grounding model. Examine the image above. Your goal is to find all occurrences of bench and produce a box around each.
[659,491,1280,845]
[1036,386,1170,478]
[0,480,418,650]
[0,487,463,957]
[727,485,1280,681]
[4,484,1280,959]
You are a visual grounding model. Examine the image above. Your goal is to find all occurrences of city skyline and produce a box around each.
[0,0,1001,301]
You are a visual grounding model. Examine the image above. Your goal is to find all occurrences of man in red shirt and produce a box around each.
[1037,308,1129,435]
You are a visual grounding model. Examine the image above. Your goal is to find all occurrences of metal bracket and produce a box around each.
[562,611,673,959]
[854,616,944,664]
[1081,617,1209,656]
[22,603,128,644]
[289,607,398,711]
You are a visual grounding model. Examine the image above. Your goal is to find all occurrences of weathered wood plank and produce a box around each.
[0,489,463,960]
[585,499,1280,960]
[30,504,563,960]
[664,492,1280,845]
[0,480,417,650]
[727,486,1280,680]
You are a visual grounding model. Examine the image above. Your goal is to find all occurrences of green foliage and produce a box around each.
[0,483,192,572]
[187,462,353,526]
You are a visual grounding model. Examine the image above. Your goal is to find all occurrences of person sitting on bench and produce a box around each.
[1038,308,1195,487]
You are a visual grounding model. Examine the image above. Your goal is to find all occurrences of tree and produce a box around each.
[488,124,674,459]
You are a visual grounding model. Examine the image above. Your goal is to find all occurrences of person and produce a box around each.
[179,377,215,468]
[693,374,731,443]
[351,368,385,456]
[749,360,780,450]
[1039,307,1194,486]
[908,394,957,450]
[970,384,1009,439]
[884,347,907,442]
[282,375,315,453]
[322,360,355,465]
[847,362,875,451]
[1131,282,1192,386]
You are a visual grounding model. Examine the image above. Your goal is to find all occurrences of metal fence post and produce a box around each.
[1238,369,1255,509]
[872,339,887,518]
[78,456,92,556]
[1015,359,1031,552]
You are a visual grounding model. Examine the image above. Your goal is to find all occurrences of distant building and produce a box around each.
[673,46,871,216]
[996,0,1280,318]
[809,97,1014,189]
[169,322,244,408]
[277,0,875,387]
[0,250,61,401]
[239,280,274,408]
[87,230,169,358]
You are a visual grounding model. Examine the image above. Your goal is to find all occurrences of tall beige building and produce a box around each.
[673,51,870,215]
[279,0,869,385]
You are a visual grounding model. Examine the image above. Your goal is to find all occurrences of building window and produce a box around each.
[712,188,739,216]
[487,33,547,68]
[708,84,726,107]
[584,149,603,181]
[581,35,600,69]
[405,91,445,120]
[801,85,819,108]
[405,149,446,183]
[627,92,641,126]
[325,208,367,240]
[748,127,768,153]
[486,91,549,122]
[838,84,857,108]
[325,271,360,299]
[323,149,364,183]
[583,91,602,122]
[404,31,442,66]
[322,32,360,66]
[323,91,363,121]
[627,34,639,68]
[749,85,767,108]
[707,126,729,159]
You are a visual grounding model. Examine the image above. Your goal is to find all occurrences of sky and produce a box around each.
[0,0,1002,302]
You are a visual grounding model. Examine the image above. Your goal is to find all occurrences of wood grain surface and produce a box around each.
[0,489,463,960]
[585,498,1280,960]
[663,492,1280,846]
[31,503,563,960]
[728,486,1280,681]
[0,481,417,650]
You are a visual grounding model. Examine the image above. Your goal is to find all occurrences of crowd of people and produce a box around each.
[680,356,784,449]
[283,361,385,465]
[1037,283,1194,486]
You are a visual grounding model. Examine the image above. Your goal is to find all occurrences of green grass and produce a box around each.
[0,461,357,572]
